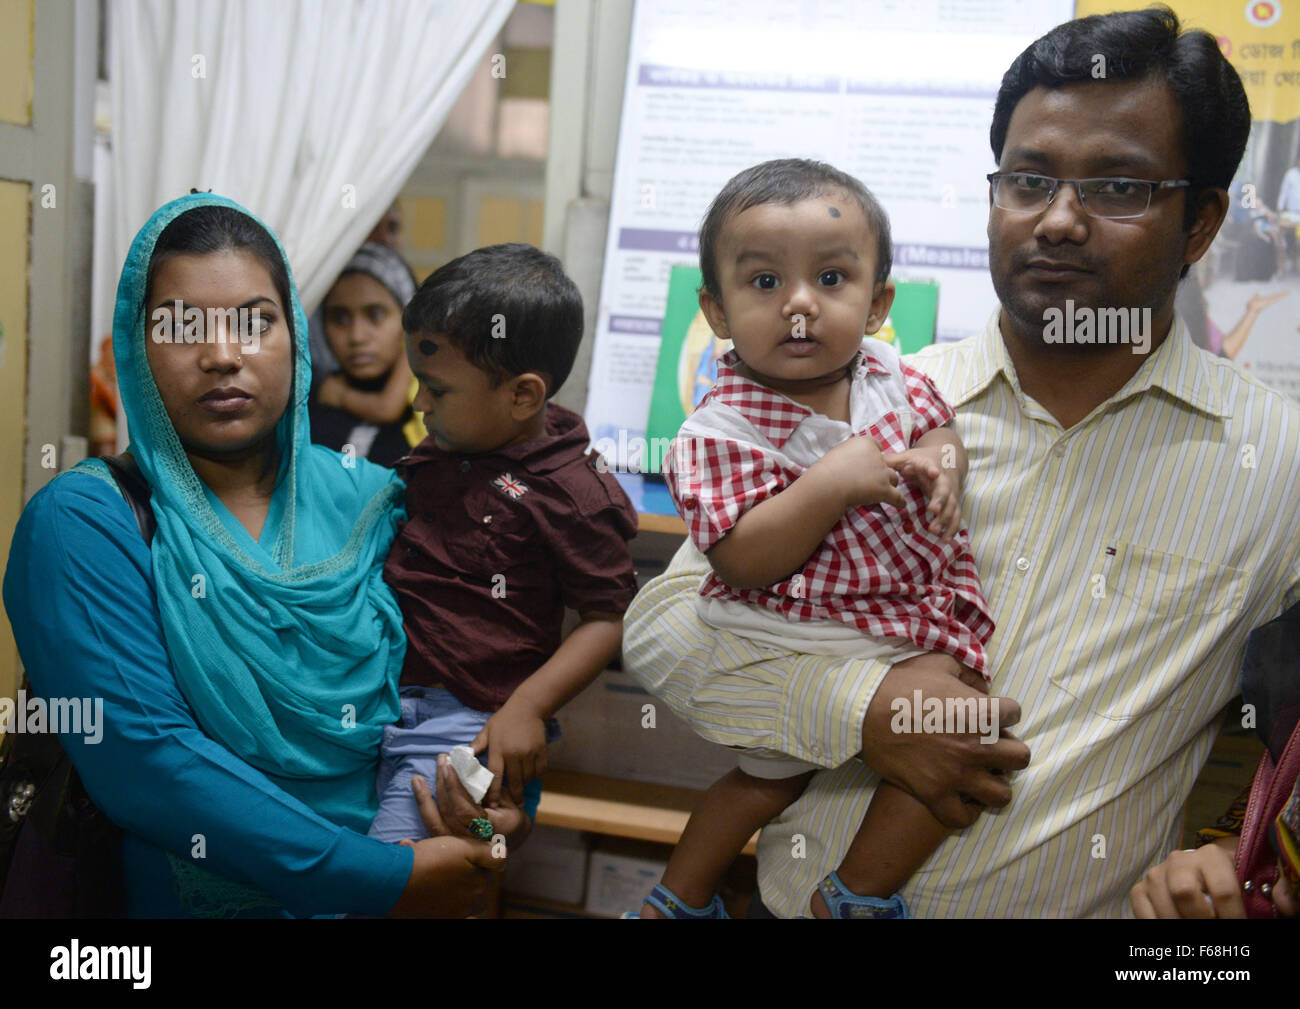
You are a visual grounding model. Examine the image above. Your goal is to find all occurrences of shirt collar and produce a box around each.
[945,308,1226,419]
[1110,312,1227,418]
[708,345,890,449]
[933,309,1007,408]
[402,403,593,476]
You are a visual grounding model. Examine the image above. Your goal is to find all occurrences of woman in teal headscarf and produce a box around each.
[4,193,504,916]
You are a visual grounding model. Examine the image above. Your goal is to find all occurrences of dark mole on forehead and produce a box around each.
[418,339,437,356]
[827,206,841,218]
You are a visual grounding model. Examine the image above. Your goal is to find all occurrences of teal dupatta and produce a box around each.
[89,193,405,834]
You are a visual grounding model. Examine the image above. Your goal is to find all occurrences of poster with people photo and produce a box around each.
[1078,0,1300,402]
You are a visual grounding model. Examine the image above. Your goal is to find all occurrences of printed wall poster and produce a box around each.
[586,0,1075,494]
[1077,0,1300,403]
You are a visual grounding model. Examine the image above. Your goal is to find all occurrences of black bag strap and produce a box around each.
[100,452,155,545]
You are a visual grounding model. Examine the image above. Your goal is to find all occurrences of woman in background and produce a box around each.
[309,243,424,468]
[1176,263,1290,360]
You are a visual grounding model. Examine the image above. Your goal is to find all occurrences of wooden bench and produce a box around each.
[535,769,757,855]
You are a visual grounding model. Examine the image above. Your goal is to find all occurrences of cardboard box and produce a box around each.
[584,848,669,918]
[549,666,737,791]
[502,824,590,906]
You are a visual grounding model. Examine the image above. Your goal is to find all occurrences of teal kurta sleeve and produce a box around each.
[3,472,413,917]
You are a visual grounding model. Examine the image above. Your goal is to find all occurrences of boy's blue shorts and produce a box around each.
[368,686,558,843]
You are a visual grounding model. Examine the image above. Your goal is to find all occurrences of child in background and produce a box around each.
[643,159,994,918]
[372,243,638,842]
[308,242,422,468]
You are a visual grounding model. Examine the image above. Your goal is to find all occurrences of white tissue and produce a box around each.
[448,745,494,804]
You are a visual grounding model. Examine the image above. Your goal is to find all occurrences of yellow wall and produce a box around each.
[501,47,551,101]
[403,195,448,250]
[0,179,30,709]
[0,0,34,125]
[402,192,543,282]
[478,196,545,247]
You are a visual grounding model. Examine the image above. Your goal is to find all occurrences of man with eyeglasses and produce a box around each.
[623,7,1300,917]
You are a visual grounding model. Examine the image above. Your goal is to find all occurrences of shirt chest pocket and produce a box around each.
[1103,540,1247,620]
[1045,540,1249,721]
[447,486,536,576]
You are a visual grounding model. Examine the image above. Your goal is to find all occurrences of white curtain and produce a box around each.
[107,0,515,312]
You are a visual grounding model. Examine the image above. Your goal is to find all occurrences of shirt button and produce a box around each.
[459,460,471,473]
[406,546,418,558]
[1052,443,1066,457]
[1015,556,1030,572]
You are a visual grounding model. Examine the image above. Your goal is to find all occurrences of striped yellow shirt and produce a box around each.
[622,310,1300,917]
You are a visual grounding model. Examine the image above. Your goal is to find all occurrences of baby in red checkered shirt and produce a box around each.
[640,159,995,919]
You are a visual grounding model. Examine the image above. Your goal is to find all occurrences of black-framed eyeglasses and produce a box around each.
[986,172,1192,220]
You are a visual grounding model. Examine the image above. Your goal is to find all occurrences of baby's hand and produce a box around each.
[471,697,548,806]
[883,446,962,539]
[811,435,905,512]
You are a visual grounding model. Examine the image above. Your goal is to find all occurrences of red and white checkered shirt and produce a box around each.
[664,343,993,674]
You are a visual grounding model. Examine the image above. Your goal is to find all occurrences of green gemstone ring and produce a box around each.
[469,817,494,841]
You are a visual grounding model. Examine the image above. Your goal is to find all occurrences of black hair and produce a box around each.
[402,243,584,396]
[698,158,893,299]
[991,4,1250,232]
[143,203,296,346]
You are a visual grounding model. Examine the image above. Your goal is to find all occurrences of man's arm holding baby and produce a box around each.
[871,424,1029,824]
[471,612,623,804]
[707,435,906,590]
[623,537,1028,831]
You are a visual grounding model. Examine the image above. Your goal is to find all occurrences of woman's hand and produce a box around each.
[1130,838,1246,918]
[412,753,532,850]
[1246,289,1290,315]
[387,756,535,918]
[387,835,501,918]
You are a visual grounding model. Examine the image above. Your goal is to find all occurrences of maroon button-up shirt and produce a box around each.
[384,403,638,712]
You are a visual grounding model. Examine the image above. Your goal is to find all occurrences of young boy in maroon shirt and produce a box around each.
[371,244,638,843]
